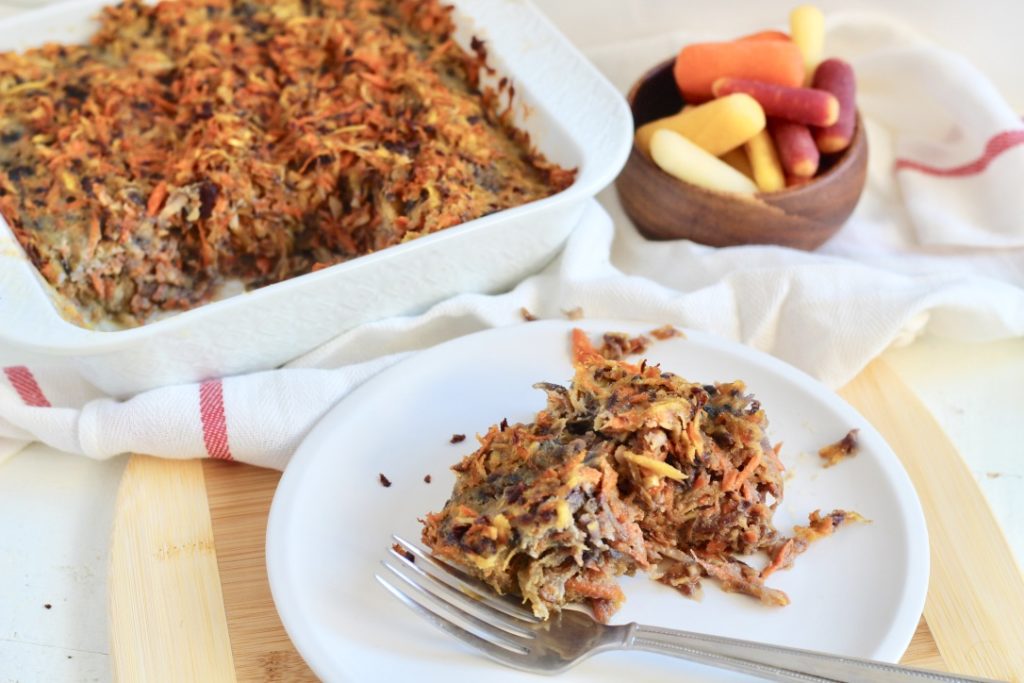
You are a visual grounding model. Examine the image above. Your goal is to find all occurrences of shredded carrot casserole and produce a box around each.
[0,0,574,326]
[422,329,863,622]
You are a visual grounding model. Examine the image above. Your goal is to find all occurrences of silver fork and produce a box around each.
[376,535,1001,682]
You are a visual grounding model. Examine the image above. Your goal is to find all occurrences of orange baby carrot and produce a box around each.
[812,58,857,153]
[712,77,838,127]
[673,41,804,102]
[735,30,791,42]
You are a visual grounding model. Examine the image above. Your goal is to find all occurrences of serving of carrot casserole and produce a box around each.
[423,329,863,622]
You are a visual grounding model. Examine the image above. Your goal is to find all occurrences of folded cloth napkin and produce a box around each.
[2,13,1023,469]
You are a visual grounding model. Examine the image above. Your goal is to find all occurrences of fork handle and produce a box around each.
[625,624,1003,682]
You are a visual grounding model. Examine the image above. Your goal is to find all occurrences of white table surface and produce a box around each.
[1,1,1022,682]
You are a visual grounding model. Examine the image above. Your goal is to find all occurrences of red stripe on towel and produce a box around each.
[199,379,232,460]
[3,366,51,407]
[895,129,1024,177]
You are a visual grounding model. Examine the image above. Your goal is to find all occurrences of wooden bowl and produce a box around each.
[614,58,868,250]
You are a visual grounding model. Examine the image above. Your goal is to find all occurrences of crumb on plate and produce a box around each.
[818,429,860,467]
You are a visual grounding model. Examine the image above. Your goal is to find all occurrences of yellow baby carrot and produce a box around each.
[650,129,758,195]
[635,93,765,156]
[743,129,785,192]
[790,5,825,85]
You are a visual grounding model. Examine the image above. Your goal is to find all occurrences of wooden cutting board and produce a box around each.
[108,358,1024,681]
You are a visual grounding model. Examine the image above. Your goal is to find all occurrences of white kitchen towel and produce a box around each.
[2,12,1024,468]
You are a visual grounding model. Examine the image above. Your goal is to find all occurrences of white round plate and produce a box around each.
[267,320,928,682]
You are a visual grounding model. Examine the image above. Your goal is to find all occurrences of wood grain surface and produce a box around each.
[109,359,1024,681]
[204,460,317,682]
[842,360,1024,681]
[109,456,236,682]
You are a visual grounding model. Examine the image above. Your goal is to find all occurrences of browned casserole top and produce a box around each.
[0,0,574,326]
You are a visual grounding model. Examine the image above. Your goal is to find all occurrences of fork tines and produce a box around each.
[375,535,540,663]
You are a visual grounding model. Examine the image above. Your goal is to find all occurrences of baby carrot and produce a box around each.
[712,77,838,127]
[634,93,765,156]
[736,30,791,42]
[743,129,785,192]
[812,58,857,153]
[720,147,754,179]
[790,5,825,85]
[674,41,804,101]
[770,119,819,178]
[649,129,758,195]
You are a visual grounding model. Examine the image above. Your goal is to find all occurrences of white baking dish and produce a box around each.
[0,0,631,396]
